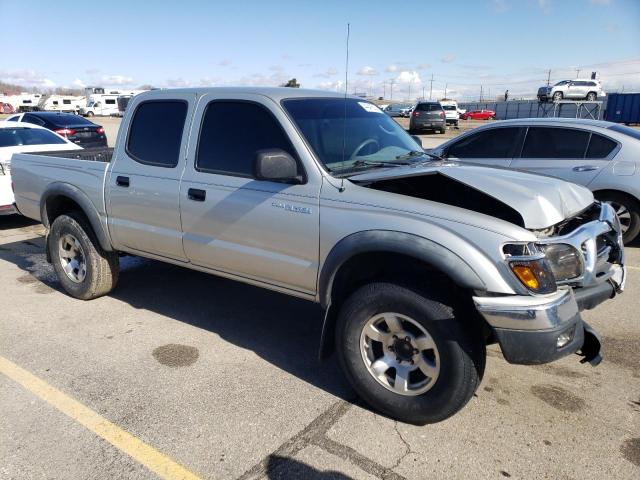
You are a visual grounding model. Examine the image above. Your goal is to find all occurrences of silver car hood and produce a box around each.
[348,161,594,229]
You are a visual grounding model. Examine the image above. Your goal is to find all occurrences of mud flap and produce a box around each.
[578,321,602,366]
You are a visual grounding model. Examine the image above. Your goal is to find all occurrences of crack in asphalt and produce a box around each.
[389,421,413,470]
[236,399,408,480]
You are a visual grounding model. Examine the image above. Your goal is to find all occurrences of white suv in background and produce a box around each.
[440,100,460,127]
[538,79,605,102]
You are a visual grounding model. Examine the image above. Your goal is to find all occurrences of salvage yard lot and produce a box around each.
[1,216,639,479]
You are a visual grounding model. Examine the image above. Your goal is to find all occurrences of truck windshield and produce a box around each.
[282,98,424,174]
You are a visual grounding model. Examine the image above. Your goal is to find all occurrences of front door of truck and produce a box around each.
[107,93,196,260]
[179,93,321,295]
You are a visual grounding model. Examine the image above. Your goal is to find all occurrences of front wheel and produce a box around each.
[596,192,640,244]
[49,212,119,299]
[586,92,597,101]
[335,283,485,424]
[553,91,563,102]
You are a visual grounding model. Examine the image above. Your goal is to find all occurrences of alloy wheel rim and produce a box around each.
[58,233,87,283]
[608,201,631,234]
[360,313,440,396]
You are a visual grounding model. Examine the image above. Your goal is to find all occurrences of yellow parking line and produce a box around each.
[626,265,640,271]
[0,356,201,480]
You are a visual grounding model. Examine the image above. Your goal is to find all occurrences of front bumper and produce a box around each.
[473,286,615,365]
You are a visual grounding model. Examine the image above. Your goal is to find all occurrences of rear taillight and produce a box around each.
[96,127,105,134]
[55,128,76,136]
[412,111,419,117]
[439,111,444,118]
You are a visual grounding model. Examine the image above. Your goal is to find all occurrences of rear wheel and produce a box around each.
[49,212,119,299]
[595,192,640,244]
[86,111,94,117]
[335,282,485,424]
[586,92,597,101]
[553,91,563,102]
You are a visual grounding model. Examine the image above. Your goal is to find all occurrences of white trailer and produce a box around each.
[38,95,86,113]
[80,87,148,116]
[1,93,44,112]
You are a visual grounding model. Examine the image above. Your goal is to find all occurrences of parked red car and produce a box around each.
[1,103,15,114]
[460,109,496,120]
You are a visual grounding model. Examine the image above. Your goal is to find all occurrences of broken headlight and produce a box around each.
[540,243,583,282]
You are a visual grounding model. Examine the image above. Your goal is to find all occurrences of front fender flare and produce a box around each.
[317,230,487,359]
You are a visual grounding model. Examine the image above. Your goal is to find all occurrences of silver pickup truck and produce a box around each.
[11,88,625,424]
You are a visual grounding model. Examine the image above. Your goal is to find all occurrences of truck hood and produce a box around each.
[348,161,594,229]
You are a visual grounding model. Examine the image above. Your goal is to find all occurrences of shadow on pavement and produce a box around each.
[266,455,352,480]
[0,236,355,403]
[0,215,39,231]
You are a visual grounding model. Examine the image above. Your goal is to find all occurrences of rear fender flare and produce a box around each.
[40,182,112,252]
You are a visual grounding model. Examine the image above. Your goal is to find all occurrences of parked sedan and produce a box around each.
[5,112,107,148]
[430,118,640,243]
[383,103,412,118]
[460,109,496,120]
[0,121,81,215]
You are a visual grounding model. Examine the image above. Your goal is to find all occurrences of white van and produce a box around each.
[80,95,120,116]
[439,100,460,127]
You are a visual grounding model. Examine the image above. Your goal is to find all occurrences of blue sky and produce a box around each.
[1,0,639,100]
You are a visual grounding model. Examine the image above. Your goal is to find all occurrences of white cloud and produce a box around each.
[199,77,219,86]
[416,63,431,70]
[316,80,344,92]
[165,78,191,88]
[440,54,457,64]
[385,65,398,73]
[218,59,232,67]
[537,0,551,14]
[396,71,422,84]
[101,75,134,85]
[313,67,339,79]
[491,0,510,13]
[72,79,86,88]
[357,66,378,76]
[0,69,56,88]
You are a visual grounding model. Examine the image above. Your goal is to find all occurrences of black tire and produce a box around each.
[586,92,597,101]
[595,192,640,244]
[335,282,485,424]
[86,111,94,117]
[49,212,119,300]
[408,128,418,135]
[553,91,563,102]
[439,128,446,134]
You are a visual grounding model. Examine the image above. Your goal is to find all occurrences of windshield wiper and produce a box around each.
[352,159,411,168]
[395,150,443,161]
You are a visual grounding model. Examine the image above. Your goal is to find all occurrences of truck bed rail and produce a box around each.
[29,147,114,163]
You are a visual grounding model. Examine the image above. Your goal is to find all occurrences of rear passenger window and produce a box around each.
[521,127,589,159]
[586,134,617,159]
[196,101,298,177]
[105,99,116,105]
[447,127,524,159]
[127,101,187,167]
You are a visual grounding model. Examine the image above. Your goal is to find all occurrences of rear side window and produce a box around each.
[196,101,297,177]
[127,101,187,167]
[0,127,67,147]
[22,114,45,126]
[447,127,524,159]
[105,99,116,105]
[586,133,617,158]
[521,127,590,158]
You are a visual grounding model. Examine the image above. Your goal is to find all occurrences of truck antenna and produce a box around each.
[339,22,350,192]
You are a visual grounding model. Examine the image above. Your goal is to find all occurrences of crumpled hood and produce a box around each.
[348,161,594,229]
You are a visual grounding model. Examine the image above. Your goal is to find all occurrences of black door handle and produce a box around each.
[116,176,130,187]
[188,188,206,201]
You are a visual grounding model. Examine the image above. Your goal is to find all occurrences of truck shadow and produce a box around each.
[0,236,355,403]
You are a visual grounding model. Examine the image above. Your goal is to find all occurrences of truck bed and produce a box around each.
[28,147,114,163]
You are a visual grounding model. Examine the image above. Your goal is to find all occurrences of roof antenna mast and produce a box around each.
[339,22,350,192]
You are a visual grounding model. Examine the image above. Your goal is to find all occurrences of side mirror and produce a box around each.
[254,149,302,183]
[411,135,422,148]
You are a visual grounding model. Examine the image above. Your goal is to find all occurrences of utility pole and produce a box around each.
[575,67,581,78]
[408,80,412,101]
[389,79,395,100]
[444,83,448,99]
[383,81,386,99]
[422,86,425,100]
[546,69,551,86]
[480,85,483,102]
[429,73,434,100]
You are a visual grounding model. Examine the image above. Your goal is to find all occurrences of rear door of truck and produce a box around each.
[178,92,321,295]
[106,93,196,260]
